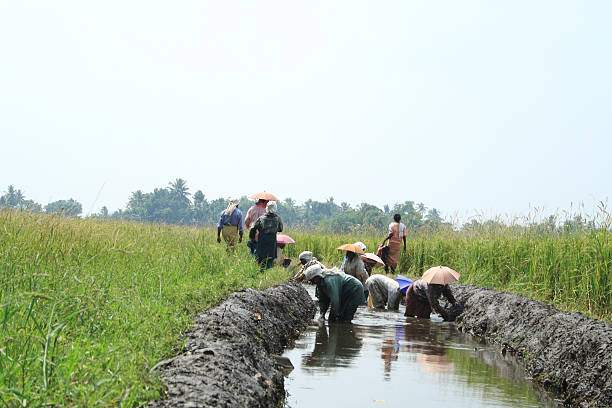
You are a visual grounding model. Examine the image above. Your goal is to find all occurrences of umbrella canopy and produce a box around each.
[276,234,295,244]
[421,266,461,285]
[361,252,385,266]
[396,275,414,294]
[337,243,365,255]
[249,191,278,201]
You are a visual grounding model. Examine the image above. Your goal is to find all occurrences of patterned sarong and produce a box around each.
[222,225,239,249]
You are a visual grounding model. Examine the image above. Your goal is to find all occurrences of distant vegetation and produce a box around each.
[2,180,608,234]
[1,180,446,232]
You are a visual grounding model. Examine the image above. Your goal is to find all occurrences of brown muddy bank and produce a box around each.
[452,284,612,408]
[149,280,316,408]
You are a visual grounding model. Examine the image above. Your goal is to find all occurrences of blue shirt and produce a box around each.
[218,208,244,233]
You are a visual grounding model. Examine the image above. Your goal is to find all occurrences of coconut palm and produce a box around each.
[168,178,190,203]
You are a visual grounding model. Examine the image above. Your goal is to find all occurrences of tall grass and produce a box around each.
[0,210,292,406]
[1,209,610,406]
[284,227,611,320]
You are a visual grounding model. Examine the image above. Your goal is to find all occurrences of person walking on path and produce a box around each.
[249,201,283,269]
[364,274,403,310]
[245,199,268,254]
[216,198,243,252]
[304,264,365,323]
[404,279,457,321]
[381,214,406,273]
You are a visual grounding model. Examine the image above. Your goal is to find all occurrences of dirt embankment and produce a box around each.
[149,280,316,408]
[451,284,612,408]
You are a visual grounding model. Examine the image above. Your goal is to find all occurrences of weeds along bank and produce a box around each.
[0,210,293,406]
[284,228,611,321]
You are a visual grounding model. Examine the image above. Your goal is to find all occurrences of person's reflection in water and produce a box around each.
[303,322,363,371]
[394,321,454,374]
[380,339,399,380]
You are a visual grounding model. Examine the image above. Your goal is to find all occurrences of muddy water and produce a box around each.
[283,285,560,408]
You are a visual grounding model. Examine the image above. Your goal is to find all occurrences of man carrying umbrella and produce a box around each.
[404,266,459,321]
[245,200,268,255]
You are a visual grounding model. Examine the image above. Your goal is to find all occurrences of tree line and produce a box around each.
[2,181,604,233]
[0,180,445,232]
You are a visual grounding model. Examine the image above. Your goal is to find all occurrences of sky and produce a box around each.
[1,1,611,222]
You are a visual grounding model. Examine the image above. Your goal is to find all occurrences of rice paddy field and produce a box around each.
[1,209,610,406]
[286,227,611,320]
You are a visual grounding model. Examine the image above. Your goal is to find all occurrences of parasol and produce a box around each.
[248,191,278,201]
[421,266,461,285]
[396,275,414,294]
[337,243,365,255]
[276,234,295,244]
[361,252,385,265]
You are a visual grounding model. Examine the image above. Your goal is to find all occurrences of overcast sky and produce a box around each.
[1,1,610,222]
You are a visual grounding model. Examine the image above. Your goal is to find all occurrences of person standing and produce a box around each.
[216,198,243,252]
[381,214,407,273]
[249,201,283,269]
[244,199,268,254]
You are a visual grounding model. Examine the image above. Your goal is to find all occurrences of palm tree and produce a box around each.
[417,203,427,216]
[1,185,24,207]
[168,178,190,203]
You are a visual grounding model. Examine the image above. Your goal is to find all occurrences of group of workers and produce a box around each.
[217,198,458,322]
[217,198,283,269]
[294,247,458,323]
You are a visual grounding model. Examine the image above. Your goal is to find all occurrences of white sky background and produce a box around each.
[1,1,610,222]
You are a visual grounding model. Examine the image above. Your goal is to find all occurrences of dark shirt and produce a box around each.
[249,213,283,240]
[412,279,456,320]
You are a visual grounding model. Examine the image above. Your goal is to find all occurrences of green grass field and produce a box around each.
[285,226,611,320]
[0,210,293,406]
[1,210,610,406]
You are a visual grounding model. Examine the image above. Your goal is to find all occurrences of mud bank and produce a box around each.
[452,284,612,408]
[149,280,316,408]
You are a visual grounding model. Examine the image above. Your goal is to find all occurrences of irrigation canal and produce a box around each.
[282,285,561,408]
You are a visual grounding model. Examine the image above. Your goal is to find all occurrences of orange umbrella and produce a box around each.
[248,191,278,201]
[421,266,460,285]
[361,252,385,265]
[337,243,365,255]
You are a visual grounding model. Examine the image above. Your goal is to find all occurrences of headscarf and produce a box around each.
[304,264,324,281]
[299,251,313,263]
[322,266,345,276]
[266,201,277,215]
[224,197,239,216]
[354,241,366,252]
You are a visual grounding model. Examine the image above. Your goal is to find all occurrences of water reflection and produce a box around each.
[283,286,560,408]
[380,339,399,378]
[302,323,362,371]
